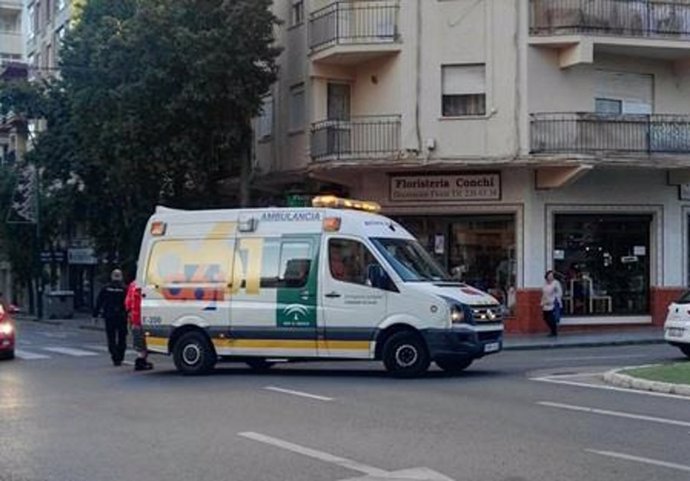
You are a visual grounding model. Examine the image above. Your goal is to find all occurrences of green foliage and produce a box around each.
[3,0,280,275]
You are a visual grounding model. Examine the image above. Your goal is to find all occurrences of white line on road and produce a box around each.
[545,354,651,362]
[42,347,99,357]
[238,432,387,476]
[538,401,690,428]
[264,386,333,402]
[15,349,50,360]
[586,450,690,473]
[531,376,690,401]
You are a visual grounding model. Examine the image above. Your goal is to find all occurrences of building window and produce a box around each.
[28,4,37,38]
[291,0,304,27]
[595,98,622,115]
[257,95,273,139]
[554,214,651,317]
[45,0,52,22]
[289,83,305,132]
[442,64,486,117]
[0,12,21,33]
[595,70,653,115]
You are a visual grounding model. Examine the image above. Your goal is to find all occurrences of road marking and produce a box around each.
[238,432,454,480]
[40,332,68,339]
[586,450,690,473]
[264,386,333,402]
[538,401,690,428]
[15,349,51,360]
[545,354,651,362]
[531,376,690,401]
[84,344,109,352]
[239,432,387,476]
[42,347,99,357]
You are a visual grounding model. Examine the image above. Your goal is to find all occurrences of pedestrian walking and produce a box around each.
[125,279,153,371]
[541,270,563,337]
[94,269,128,366]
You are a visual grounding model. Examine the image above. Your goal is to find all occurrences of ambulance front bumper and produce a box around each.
[422,324,503,361]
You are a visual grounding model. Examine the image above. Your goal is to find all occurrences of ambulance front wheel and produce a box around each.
[382,331,430,378]
[172,331,217,375]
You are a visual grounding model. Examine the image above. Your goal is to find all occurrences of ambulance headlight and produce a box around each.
[450,305,465,324]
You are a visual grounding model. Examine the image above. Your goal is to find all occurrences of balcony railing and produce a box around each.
[531,113,690,154]
[309,1,400,51]
[311,115,401,161]
[530,0,690,38]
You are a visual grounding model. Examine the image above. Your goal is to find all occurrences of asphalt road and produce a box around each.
[1,320,688,481]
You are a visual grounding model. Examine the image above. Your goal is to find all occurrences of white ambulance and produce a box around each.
[136,196,504,377]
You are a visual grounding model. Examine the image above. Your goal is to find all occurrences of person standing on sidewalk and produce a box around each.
[94,269,128,366]
[125,279,153,371]
[541,270,563,337]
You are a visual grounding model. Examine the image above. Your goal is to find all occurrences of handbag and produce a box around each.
[553,299,562,324]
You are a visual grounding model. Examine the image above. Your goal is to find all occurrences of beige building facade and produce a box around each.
[258,0,690,333]
[24,0,75,77]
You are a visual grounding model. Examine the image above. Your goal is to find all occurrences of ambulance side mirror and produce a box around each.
[367,264,396,292]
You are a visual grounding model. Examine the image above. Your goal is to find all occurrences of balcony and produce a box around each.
[530,0,690,67]
[531,112,690,158]
[310,115,401,162]
[309,0,401,65]
[0,31,22,56]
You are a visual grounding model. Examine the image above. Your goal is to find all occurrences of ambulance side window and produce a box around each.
[258,239,312,289]
[328,238,380,287]
[279,241,312,288]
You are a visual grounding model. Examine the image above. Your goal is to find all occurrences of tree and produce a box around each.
[31,0,279,273]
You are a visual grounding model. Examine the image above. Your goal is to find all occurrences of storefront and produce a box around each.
[553,214,651,318]
[395,214,517,313]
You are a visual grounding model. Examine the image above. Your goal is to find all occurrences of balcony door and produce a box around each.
[327,83,352,156]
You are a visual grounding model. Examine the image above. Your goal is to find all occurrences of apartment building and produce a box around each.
[254,0,690,333]
[24,0,75,77]
[0,0,23,65]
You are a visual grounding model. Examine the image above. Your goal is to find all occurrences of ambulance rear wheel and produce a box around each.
[436,358,472,373]
[246,359,275,371]
[382,331,430,378]
[173,331,217,375]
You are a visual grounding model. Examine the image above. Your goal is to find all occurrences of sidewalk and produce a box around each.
[19,314,666,351]
[503,328,664,351]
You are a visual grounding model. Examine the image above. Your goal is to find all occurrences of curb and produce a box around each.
[504,338,665,351]
[603,367,690,397]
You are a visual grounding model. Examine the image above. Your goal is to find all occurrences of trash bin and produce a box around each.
[44,290,75,320]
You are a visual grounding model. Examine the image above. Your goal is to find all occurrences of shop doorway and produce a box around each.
[553,214,651,317]
[396,215,517,312]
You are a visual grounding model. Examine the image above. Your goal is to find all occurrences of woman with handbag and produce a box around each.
[541,270,563,337]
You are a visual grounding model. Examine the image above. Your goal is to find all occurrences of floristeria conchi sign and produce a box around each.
[389,173,501,202]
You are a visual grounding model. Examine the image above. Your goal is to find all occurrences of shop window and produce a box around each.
[554,214,651,317]
[397,215,516,313]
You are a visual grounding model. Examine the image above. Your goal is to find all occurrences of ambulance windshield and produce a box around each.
[371,238,451,282]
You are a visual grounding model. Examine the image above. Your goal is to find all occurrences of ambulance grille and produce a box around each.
[470,306,503,324]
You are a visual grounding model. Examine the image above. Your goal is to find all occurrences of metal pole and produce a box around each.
[35,165,43,320]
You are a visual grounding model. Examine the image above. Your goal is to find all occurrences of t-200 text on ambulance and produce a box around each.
[135,197,504,377]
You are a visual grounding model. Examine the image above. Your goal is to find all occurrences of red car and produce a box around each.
[0,304,15,360]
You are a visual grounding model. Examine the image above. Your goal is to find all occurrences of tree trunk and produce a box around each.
[239,142,251,208]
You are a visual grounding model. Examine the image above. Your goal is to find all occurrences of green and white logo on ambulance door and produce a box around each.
[276,237,319,328]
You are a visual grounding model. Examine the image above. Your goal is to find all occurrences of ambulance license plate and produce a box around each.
[667,328,685,338]
[484,342,500,353]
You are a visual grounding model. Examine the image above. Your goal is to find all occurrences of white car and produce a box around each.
[664,292,690,359]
